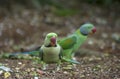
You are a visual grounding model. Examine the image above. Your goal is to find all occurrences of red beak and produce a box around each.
[50,37,56,46]
[92,27,96,33]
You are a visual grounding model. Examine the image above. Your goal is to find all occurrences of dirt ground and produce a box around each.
[0,2,120,79]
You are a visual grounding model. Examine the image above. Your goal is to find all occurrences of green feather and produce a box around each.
[39,33,62,70]
[58,35,77,49]
[59,23,95,62]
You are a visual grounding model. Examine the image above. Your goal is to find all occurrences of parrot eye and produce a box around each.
[87,26,91,29]
[47,35,51,38]
[49,36,53,38]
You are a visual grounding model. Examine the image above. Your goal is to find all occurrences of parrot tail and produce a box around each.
[0,51,39,59]
[62,57,80,64]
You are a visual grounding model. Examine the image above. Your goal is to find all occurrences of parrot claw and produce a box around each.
[56,61,61,71]
[56,66,60,71]
[41,62,47,70]
[42,66,47,70]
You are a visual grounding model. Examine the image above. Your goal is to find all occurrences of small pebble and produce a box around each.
[34,76,38,79]
[63,71,68,74]
[18,62,22,65]
[37,69,45,75]
[0,70,3,75]
[88,40,94,45]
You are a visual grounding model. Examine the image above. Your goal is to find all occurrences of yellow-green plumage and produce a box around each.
[39,33,62,70]
[58,30,87,59]
[40,44,61,63]
[58,23,96,63]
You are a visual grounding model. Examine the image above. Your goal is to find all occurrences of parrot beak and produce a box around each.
[90,27,96,35]
[92,27,96,33]
[50,36,56,46]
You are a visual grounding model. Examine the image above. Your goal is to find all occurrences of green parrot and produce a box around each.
[1,23,96,64]
[58,23,96,62]
[39,32,62,70]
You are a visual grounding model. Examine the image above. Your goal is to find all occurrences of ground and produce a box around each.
[0,2,120,79]
[0,52,119,79]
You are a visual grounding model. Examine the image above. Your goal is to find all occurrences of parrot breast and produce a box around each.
[41,44,61,63]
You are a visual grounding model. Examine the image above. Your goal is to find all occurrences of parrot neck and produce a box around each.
[76,29,88,36]
[45,44,57,47]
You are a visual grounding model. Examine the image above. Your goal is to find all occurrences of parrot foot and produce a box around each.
[56,61,61,71]
[42,66,47,70]
[41,62,47,70]
[56,66,60,71]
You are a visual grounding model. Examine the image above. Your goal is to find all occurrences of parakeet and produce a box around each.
[58,23,96,62]
[39,32,62,70]
[1,23,96,65]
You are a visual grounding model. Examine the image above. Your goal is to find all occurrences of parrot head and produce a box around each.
[44,33,58,47]
[80,23,96,35]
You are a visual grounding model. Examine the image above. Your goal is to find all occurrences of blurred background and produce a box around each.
[0,0,120,53]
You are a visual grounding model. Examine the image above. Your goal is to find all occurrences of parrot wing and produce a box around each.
[58,35,77,49]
